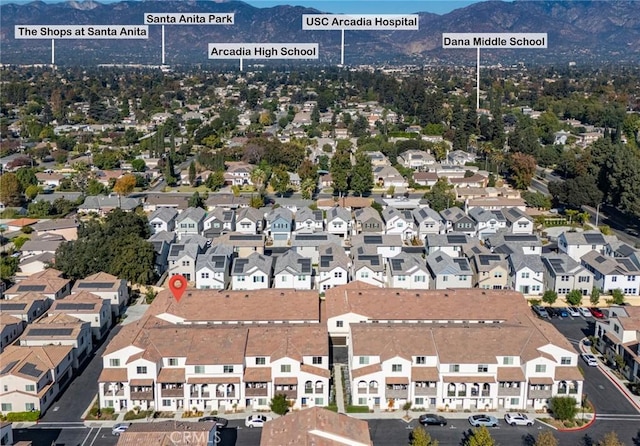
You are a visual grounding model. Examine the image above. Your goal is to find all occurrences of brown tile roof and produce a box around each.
[148,289,320,322]
[6,275,69,295]
[324,286,528,322]
[118,421,214,446]
[497,367,525,382]
[411,367,439,381]
[260,407,372,446]
[98,368,128,382]
[0,345,73,380]
[244,367,272,382]
[529,377,553,385]
[351,363,382,379]
[316,197,373,209]
[274,377,298,385]
[300,364,331,378]
[385,377,409,385]
[442,375,495,383]
[130,379,154,386]
[554,367,583,381]
[246,326,328,361]
[350,324,437,361]
[187,377,240,384]
[157,368,185,383]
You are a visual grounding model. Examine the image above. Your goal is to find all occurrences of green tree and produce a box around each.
[542,290,558,305]
[330,145,351,196]
[269,394,289,416]
[464,426,496,446]
[250,167,267,191]
[410,425,439,446]
[297,159,318,182]
[25,185,41,200]
[300,178,316,200]
[131,158,146,172]
[188,161,197,186]
[206,171,226,191]
[522,191,552,210]
[188,191,205,209]
[28,200,53,217]
[249,194,264,209]
[534,430,559,446]
[0,173,22,206]
[270,166,290,197]
[423,178,458,212]
[15,167,38,191]
[550,396,578,421]
[87,179,108,196]
[597,431,624,446]
[590,288,601,306]
[566,290,583,306]
[351,152,373,197]
[611,289,625,305]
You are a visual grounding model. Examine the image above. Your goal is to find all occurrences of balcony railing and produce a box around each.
[278,390,298,399]
[130,391,153,401]
[528,388,552,399]
[414,387,437,396]
[498,387,520,396]
[447,391,456,397]
[104,388,124,396]
[245,388,268,397]
[161,388,185,398]
[386,388,408,399]
[216,391,236,398]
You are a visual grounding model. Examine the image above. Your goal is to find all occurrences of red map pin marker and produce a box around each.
[168,275,187,302]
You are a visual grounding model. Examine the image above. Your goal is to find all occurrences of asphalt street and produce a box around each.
[40,326,122,422]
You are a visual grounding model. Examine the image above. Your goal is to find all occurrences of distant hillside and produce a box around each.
[1,0,639,65]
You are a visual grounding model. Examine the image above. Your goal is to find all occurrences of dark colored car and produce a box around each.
[198,416,229,428]
[557,307,569,318]
[589,307,605,319]
[545,307,559,318]
[418,414,447,426]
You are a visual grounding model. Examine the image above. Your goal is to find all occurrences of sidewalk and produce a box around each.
[578,337,640,412]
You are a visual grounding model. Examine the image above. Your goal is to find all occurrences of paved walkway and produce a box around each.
[334,364,346,413]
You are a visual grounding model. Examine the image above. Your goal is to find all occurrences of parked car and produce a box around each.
[245,414,272,428]
[579,307,592,317]
[589,307,605,319]
[546,307,559,318]
[111,423,130,436]
[468,415,499,427]
[504,413,535,426]
[567,307,581,317]
[418,414,447,426]
[198,416,228,428]
[626,228,639,237]
[532,305,549,318]
[581,353,598,367]
[557,307,569,318]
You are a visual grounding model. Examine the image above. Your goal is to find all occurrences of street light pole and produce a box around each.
[595,203,602,227]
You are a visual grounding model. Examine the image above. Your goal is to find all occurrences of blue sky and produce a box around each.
[244,1,485,14]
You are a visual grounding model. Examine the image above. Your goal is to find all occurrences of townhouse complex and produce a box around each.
[97,284,583,414]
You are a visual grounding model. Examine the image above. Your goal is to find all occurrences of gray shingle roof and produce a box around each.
[231,252,273,275]
[149,207,179,223]
[176,207,206,224]
[426,251,470,276]
[327,206,351,223]
[274,250,312,275]
[319,243,350,271]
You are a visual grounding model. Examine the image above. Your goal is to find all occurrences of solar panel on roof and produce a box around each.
[77,282,113,289]
[447,235,467,244]
[28,328,74,337]
[391,259,404,270]
[504,235,537,242]
[364,235,383,245]
[320,256,332,268]
[229,235,261,241]
[435,255,443,263]
[619,258,640,272]
[584,233,605,244]
[18,362,43,377]
[595,255,607,263]
[0,303,27,311]
[169,245,184,256]
[453,258,470,271]
[233,259,249,273]
[548,258,565,273]
[17,285,46,292]
[1,360,18,375]
[359,255,380,266]
[298,234,326,241]
[55,303,96,311]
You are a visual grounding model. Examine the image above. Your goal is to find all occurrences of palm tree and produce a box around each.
[300,178,316,199]
[250,167,267,192]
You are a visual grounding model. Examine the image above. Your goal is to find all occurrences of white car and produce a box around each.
[111,423,130,436]
[245,414,272,428]
[504,413,534,426]
[567,307,581,317]
[581,353,598,367]
[579,307,592,317]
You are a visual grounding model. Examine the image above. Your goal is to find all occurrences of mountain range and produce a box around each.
[1,0,640,66]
